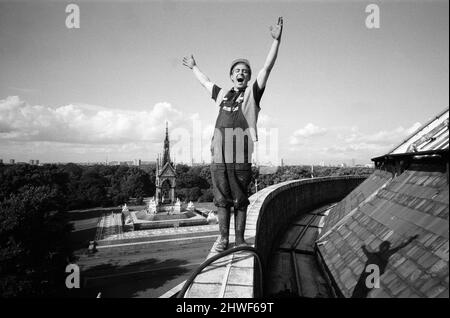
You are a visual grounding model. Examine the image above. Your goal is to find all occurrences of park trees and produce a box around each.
[0,185,72,297]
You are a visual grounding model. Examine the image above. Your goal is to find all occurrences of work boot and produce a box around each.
[215,207,230,252]
[234,208,248,247]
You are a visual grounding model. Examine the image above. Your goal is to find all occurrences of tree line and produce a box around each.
[0,161,372,297]
[0,163,157,297]
[0,162,373,211]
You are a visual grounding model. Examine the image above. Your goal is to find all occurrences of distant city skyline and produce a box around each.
[0,0,448,165]
[0,155,375,168]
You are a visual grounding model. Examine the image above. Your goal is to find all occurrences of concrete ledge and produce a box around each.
[183,176,366,298]
[254,177,367,270]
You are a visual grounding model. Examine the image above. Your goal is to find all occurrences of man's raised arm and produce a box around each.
[182,54,214,95]
[257,17,283,89]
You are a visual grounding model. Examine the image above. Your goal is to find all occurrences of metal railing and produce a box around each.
[177,245,264,298]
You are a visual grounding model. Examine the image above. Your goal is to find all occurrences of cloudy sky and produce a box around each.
[0,0,448,165]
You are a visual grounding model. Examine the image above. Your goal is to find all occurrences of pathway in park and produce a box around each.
[76,228,218,298]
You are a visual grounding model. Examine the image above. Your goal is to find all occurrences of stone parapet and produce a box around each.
[182,176,365,298]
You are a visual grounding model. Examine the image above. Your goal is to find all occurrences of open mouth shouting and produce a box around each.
[234,75,248,89]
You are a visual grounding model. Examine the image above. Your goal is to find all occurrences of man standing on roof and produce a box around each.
[182,17,284,252]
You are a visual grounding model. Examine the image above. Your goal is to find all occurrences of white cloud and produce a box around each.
[289,123,327,145]
[0,96,184,144]
[320,122,423,159]
[406,122,422,135]
[287,122,424,164]
[0,96,238,162]
[342,122,421,147]
[322,143,384,155]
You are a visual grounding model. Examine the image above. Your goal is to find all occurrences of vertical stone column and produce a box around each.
[156,188,161,204]
[170,187,175,203]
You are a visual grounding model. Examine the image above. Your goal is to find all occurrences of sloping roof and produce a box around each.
[321,169,393,236]
[317,164,448,298]
[389,107,449,154]
[316,107,449,298]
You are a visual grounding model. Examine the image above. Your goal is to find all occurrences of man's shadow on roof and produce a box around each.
[351,234,419,298]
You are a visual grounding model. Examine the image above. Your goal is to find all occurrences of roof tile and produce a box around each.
[382,271,397,285]
[417,252,440,269]
[388,278,407,296]
[368,287,391,298]
[318,159,448,298]
[429,259,448,277]
[426,284,447,298]
[419,278,441,294]
[398,288,420,298]
[397,259,419,279]
[433,241,449,261]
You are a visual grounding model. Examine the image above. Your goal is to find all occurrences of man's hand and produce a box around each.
[257,17,283,89]
[270,17,283,41]
[182,54,196,69]
[183,54,213,95]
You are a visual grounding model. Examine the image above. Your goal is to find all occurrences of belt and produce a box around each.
[222,106,239,112]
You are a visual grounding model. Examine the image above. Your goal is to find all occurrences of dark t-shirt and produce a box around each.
[210,82,265,164]
[212,81,265,108]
